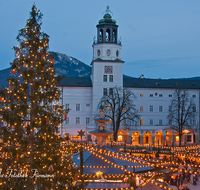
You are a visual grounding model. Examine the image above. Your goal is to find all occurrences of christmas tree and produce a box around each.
[0,4,81,190]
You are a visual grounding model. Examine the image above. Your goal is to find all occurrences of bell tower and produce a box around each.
[92,6,122,61]
[91,6,124,115]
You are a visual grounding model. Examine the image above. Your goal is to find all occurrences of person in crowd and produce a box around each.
[180,174,184,186]
[193,174,197,185]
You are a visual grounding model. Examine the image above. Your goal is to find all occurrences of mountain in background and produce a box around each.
[53,52,91,77]
[0,52,199,87]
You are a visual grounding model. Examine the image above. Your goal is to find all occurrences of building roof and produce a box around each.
[72,146,154,175]
[59,76,200,89]
[91,58,124,65]
[60,77,92,87]
[123,78,200,89]
[89,129,113,134]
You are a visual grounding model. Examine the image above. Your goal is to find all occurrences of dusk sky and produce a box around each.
[0,0,199,79]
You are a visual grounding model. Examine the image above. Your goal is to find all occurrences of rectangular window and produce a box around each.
[76,104,80,111]
[150,94,153,97]
[159,106,163,112]
[140,119,143,126]
[150,105,153,112]
[193,106,196,112]
[123,120,125,125]
[109,75,113,82]
[103,75,107,82]
[140,106,143,112]
[169,119,172,125]
[193,95,196,98]
[159,119,162,125]
[169,94,172,97]
[159,94,163,97]
[76,117,80,125]
[193,120,196,125]
[109,88,113,96]
[169,106,172,112]
[86,117,90,125]
[65,118,69,124]
[187,135,191,142]
[66,104,69,109]
[103,88,107,96]
[150,119,153,125]
[140,94,143,97]
[86,104,90,111]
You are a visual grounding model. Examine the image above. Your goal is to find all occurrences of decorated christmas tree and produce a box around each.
[0,4,81,190]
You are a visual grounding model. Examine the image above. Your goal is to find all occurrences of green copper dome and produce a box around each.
[98,13,117,26]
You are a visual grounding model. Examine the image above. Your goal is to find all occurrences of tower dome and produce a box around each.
[96,6,119,44]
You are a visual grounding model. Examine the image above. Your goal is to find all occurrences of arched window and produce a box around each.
[99,29,103,42]
[106,29,110,42]
[113,29,116,42]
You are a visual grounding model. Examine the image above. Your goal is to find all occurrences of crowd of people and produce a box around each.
[170,172,198,189]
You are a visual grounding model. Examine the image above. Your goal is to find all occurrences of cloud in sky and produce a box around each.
[0,0,199,79]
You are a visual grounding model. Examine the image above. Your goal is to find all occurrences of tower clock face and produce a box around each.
[104,66,113,74]
[106,49,111,56]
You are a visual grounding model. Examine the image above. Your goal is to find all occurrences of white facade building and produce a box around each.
[59,7,200,146]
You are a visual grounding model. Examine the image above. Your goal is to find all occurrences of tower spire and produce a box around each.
[102,5,113,17]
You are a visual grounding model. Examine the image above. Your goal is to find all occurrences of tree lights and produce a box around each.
[0,4,80,190]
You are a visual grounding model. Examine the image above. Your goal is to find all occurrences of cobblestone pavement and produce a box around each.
[169,182,200,190]
[181,183,200,190]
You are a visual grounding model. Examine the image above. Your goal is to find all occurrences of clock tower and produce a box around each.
[91,6,124,114]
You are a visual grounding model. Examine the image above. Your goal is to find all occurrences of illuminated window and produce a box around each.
[140,94,143,97]
[118,135,123,142]
[70,135,80,142]
[65,118,69,124]
[86,118,90,125]
[76,117,80,124]
[140,106,143,112]
[140,119,143,126]
[176,135,179,142]
[123,120,125,125]
[76,104,80,111]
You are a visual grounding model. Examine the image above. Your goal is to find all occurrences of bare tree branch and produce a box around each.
[98,86,139,141]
